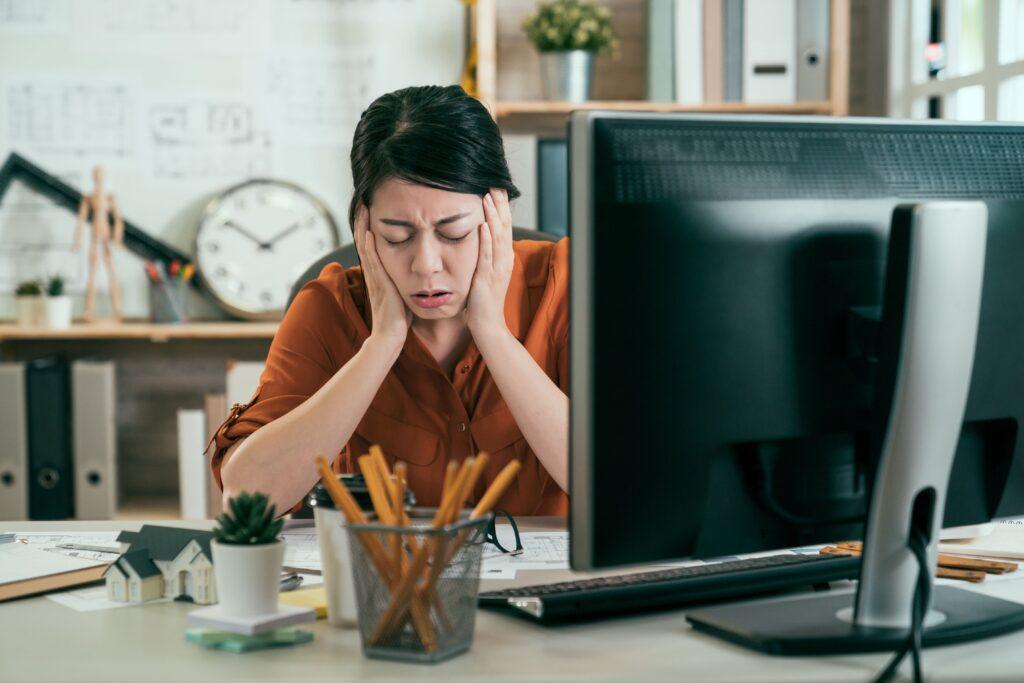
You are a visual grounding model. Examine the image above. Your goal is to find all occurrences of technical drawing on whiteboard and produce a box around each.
[5,82,132,157]
[148,101,272,179]
[100,0,249,34]
[267,56,375,145]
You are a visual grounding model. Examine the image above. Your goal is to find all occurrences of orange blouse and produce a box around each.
[208,237,570,517]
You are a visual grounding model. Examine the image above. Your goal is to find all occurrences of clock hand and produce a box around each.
[264,221,302,247]
[223,220,270,248]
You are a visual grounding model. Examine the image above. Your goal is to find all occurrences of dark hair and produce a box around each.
[348,85,521,234]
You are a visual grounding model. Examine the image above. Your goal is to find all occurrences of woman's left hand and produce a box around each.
[464,187,514,336]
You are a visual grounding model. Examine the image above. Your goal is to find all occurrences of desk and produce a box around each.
[5,518,1024,683]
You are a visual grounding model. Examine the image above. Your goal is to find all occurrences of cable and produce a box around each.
[872,529,929,683]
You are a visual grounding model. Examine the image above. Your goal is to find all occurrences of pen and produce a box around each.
[56,543,123,554]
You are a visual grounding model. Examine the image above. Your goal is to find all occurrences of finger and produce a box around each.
[478,220,493,271]
[483,192,501,242]
[494,188,512,231]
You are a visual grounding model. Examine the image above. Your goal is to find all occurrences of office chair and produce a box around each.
[285,227,561,311]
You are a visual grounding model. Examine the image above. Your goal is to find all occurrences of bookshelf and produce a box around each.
[474,0,851,128]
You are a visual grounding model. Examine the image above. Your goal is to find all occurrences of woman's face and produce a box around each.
[368,178,484,321]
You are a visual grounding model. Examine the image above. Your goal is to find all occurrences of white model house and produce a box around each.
[104,525,217,604]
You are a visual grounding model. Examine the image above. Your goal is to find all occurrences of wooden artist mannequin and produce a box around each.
[72,165,124,321]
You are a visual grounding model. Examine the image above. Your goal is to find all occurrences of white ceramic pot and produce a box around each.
[211,539,284,618]
[41,295,73,329]
[15,296,42,326]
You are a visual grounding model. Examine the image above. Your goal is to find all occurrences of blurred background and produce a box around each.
[0,0,1019,521]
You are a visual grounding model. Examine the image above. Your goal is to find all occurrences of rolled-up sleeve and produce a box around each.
[205,271,357,493]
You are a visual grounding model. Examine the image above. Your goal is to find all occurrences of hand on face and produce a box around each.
[354,202,413,345]
[464,188,514,335]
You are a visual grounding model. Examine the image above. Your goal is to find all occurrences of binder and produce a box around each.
[26,355,74,520]
[178,409,209,520]
[537,138,569,237]
[0,363,28,520]
[703,0,725,103]
[742,0,796,103]
[72,360,117,520]
[674,0,704,105]
[795,0,829,102]
[723,0,743,101]
[647,0,676,101]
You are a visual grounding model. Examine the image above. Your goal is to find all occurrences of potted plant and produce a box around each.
[522,0,618,103]
[211,491,285,617]
[41,274,73,329]
[14,280,43,326]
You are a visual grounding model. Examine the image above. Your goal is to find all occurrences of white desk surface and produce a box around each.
[5,517,1024,682]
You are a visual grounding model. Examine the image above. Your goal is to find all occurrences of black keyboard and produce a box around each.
[478,552,860,623]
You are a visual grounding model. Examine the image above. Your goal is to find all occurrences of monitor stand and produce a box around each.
[687,202,1024,655]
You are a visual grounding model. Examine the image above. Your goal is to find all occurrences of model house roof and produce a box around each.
[118,549,161,579]
[116,525,214,562]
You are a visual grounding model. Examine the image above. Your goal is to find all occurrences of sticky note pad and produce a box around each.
[279,586,328,619]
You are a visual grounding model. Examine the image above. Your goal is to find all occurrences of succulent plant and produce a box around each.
[15,280,43,296]
[213,491,284,545]
[46,275,65,297]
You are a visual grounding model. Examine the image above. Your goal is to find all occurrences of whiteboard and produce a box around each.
[0,0,465,319]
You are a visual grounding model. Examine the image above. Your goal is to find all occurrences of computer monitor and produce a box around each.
[568,112,1024,652]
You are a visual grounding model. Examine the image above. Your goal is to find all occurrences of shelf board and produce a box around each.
[495,100,835,117]
[0,320,279,342]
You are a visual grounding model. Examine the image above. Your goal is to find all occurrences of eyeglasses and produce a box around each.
[483,509,523,555]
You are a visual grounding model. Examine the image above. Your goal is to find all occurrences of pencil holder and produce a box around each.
[346,508,492,663]
[149,279,188,323]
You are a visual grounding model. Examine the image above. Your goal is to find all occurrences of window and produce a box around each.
[891,0,1024,121]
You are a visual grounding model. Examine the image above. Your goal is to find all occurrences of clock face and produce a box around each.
[195,179,339,319]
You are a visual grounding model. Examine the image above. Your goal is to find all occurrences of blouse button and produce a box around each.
[460,364,470,374]
[457,422,467,432]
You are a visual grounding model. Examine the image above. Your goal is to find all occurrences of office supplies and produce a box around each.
[702,0,725,102]
[56,543,122,554]
[0,363,28,520]
[723,0,743,100]
[479,553,860,623]
[795,0,829,101]
[177,409,210,520]
[72,360,117,520]
[646,0,675,101]
[278,586,328,619]
[674,0,703,104]
[821,540,1017,575]
[185,627,314,653]
[742,0,795,102]
[568,111,1024,662]
[279,573,304,592]
[25,355,74,520]
[819,545,986,583]
[940,525,1024,561]
[0,542,110,602]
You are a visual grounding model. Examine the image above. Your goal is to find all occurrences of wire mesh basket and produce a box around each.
[346,508,492,663]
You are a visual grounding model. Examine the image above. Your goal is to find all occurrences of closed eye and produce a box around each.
[439,232,471,243]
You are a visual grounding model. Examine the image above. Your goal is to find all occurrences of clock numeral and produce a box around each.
[260,291,274,305]
[205,242,220,253]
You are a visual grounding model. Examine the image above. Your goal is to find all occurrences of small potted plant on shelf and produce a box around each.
[41,274,73,329]
[211,491,286,617]
[522,0,618,103]
[14,279,43,326]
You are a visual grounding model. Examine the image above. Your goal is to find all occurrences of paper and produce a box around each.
[46,584,173,612]
[9,531,123,562]
[940,526,1024,560]
[480,531,571,579]
[0,543,103,585]
[281,531,321,572]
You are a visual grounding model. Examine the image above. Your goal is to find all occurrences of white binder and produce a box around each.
[178,409,209,520]
[742,0,796,103]
[72,360,117,520]
[674,0,704,105]
[0,363,29,520]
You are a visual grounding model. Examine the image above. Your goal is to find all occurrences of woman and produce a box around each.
[209,85,569,517]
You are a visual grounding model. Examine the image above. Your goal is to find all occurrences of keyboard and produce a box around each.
[478,552,860,623]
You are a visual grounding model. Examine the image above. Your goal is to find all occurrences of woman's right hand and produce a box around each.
[354,202,412,347]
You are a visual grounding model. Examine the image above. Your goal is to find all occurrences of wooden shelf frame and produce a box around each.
[0,320,279,342]
[475,0,851,121]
